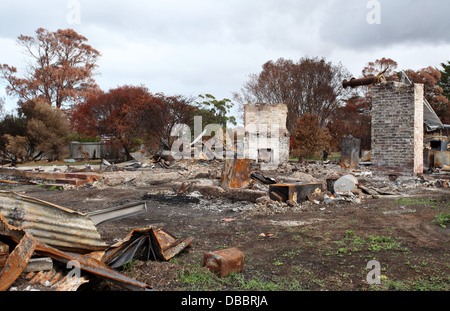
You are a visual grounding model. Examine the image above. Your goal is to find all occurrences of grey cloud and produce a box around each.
[319,0,450,50]
[76,0,328,49]
[0,1,67,38]
[1,0,448,114]
[2,0,447,51]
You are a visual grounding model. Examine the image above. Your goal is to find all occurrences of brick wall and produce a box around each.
[371,81,424,176]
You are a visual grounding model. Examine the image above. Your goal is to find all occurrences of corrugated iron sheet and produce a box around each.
[0,191,107,253]
[23,268,90,291]
[102,227,194,267]
[33,241,153,291]
[0,191,192,291]
[0,232,36,291]
[0,211,152,291]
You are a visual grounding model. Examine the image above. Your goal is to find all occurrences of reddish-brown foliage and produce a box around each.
[0,28,100,108]
[234,57,352,132]
[70,85,198,160]
[361,58,450,124]
[362,57,399,80]
[131,93,197,149]
[70,85,150,160]
[359,58,399,105]
[404,67,450,123]
[291,114,331,158]
[326,97,371,151]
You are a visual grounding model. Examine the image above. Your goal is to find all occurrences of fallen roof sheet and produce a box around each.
[0,211,153,291]
[102,227,194,268]
[424,98,445,131]
[0,191,193,291]
[0,191,107,253]
[400,71,445,131]
[87,201,147,226]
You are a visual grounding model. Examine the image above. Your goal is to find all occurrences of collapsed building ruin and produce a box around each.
[344,73,449,176]
[0,71,449,292]
[243,103,290,166]
[371,81,424,176]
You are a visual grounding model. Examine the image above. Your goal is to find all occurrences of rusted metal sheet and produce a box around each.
[0,211,153,291]
[269,183,323,203]
[0,192,191,291]
[151,228,194,261]
[102,227,193,267]
[34,241,153,291]
[220,158,253,189]
[0,241,8,267]
[0,191,107,253]
[0,232,36,291]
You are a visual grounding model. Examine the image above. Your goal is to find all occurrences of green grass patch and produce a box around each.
[178,267,219,290]
[433,213,450,228]
[378,276,450,291]
[332,231,408,255]
[177,267,291,291]
[367,235,403,252]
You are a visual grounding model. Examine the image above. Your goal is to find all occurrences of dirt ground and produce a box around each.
[3,164,449,292]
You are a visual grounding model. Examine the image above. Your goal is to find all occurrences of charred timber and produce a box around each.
[342,76,378,89]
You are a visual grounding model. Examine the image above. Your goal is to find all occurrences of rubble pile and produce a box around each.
[244,195,303,217]
[0,149,448,291]
[3,153,447,211]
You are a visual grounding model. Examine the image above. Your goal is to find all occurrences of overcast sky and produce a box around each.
[1,0,449,122]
